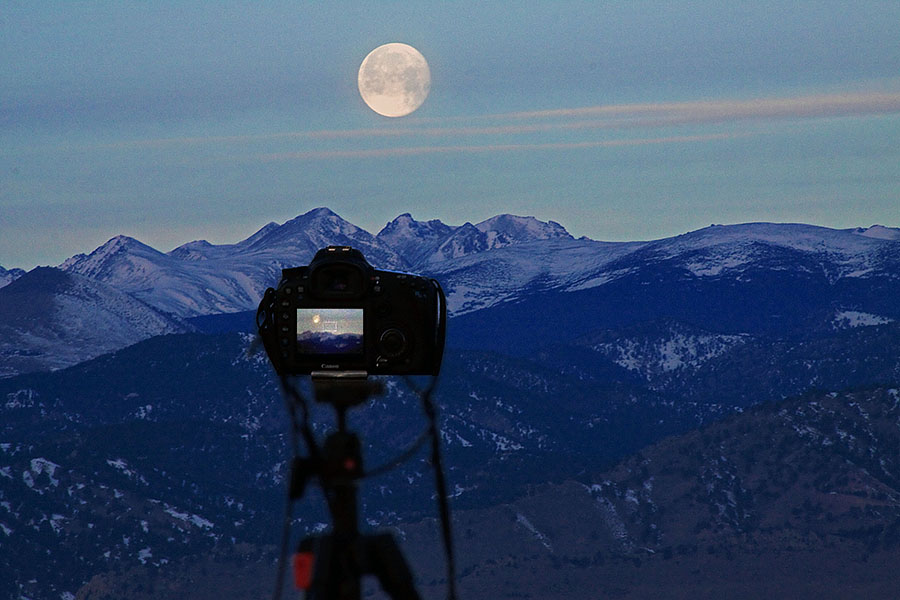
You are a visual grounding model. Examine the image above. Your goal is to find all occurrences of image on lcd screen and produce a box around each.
[297,308,364,355]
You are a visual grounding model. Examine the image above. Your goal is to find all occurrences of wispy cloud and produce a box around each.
[500,91,900,122]
[95,89,900,155]
[101,121,603,149]
[259,132,745,161]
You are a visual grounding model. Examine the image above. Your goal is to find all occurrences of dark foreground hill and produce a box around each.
[70,386,900,600]
[4,315,900,599]
[400,386,900,599]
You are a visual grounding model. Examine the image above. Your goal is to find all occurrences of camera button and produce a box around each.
[379,328,407,358]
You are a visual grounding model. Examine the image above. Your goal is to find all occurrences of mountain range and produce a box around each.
[1,208,900,599]
[2,207,899,377]
[52,208,576,319]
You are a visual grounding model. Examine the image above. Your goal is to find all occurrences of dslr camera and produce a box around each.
[257,246,446,376]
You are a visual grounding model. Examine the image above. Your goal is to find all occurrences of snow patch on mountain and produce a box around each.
[431,238,647,314]
[425,223,489,264]
[848,224,900,241]
[515,512,554,551]
[0,268,186,376]
[164,506,214,530]
[585,483,634,550]
[832,310,894,329]
[23,458,61,493]
[566,267,640,291]
[30,458,60,486]
[645,223,898,280]
[590,324,748,381]
[684,254,753,277]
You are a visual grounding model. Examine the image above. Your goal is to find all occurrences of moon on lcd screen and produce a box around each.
[358,43,430,117]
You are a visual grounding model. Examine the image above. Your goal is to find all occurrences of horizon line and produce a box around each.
[17,214,896,270]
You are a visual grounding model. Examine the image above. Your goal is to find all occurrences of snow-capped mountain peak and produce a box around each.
[473,214,573,244]
[376,213,457,266]
[168,240,215,261]
[244,207,396,260]
[249,207,405,269]
[377,212,456,241]
[425,222,486,264]
[299,207,370,240]
[60,235,168,282]
[416,214,575,266]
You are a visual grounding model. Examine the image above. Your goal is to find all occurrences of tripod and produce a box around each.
[289,375,421,600]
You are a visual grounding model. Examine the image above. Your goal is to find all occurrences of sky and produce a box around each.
[2,1,899,270]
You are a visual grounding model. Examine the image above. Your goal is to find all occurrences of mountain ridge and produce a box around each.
[60,215,900,320]
[2,210,899,377]
[0,265,26,288]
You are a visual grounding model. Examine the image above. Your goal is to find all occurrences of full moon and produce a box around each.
[358,43,430,118]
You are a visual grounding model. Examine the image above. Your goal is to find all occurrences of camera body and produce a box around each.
[257,246,446,376]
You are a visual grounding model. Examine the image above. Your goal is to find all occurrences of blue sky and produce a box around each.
[2,2,899,269]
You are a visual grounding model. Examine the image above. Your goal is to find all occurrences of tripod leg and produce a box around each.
[300,535,364,600]
[364,534,422,600]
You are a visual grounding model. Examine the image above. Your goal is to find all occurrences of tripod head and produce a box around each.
[310,371,383,429]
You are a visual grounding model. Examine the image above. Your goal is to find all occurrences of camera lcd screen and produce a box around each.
[296,308,364,355]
